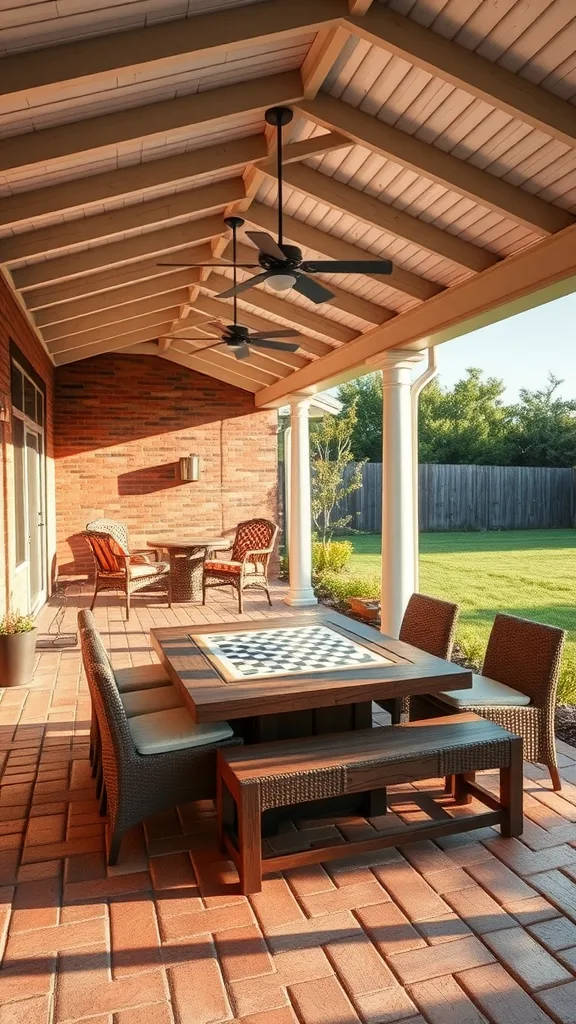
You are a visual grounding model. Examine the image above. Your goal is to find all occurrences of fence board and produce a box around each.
[325,463,575,533]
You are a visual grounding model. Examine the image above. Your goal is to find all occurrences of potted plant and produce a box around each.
[0,610,37,687]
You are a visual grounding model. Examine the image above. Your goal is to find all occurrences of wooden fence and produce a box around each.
[322,463,576,532]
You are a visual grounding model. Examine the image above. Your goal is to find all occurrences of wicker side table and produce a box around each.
[147,536,228,602]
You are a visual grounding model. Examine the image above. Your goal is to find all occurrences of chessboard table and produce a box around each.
[151,610,472,825]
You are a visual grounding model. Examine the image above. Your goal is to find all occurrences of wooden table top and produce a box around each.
[147,536,229,550]
[150,610,472,723]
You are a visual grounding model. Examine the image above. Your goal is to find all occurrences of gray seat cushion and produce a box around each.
[128,707,234,755]
[114,663,170,693]
[120,685,182,719]
[438,672,531,709]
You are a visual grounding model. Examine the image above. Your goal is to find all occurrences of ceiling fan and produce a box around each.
[159,216,301,361]
[157,106,393,304]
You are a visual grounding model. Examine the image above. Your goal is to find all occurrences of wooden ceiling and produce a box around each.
[1,0,576,402]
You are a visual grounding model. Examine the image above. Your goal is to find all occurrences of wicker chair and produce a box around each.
[203,518,279,613]
[409,613,566,791]
[377,593,460,724]
[83,518,171,620]
[78,609,241,864]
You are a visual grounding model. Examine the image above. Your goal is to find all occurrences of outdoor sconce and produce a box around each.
[179,454,200,482]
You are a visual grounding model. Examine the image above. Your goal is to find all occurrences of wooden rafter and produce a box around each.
[159,344,260,393]
[348,0,374,12]
[245,201,442,302]
[33,272,203,328]
[52,323,175,365]
[41,290,195,343]
[255,222,576,406]
[47,309,181,357]
[297,94,574,237]
[191,293,337,359]
[345,5,576,150]
[279,163,498,272]
[301,24,351,99]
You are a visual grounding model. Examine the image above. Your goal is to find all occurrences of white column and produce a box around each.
[285,395,317,607]
[368,350,424,637]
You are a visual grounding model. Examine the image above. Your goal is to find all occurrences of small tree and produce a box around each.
[310,404,364,547]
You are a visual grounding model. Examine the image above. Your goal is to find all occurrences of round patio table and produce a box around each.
[147,536,229,603]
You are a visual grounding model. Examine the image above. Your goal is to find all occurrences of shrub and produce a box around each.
[315,571,380,610]
[312,540,353,575]
[0,611,35,634]
[558,651,576,705]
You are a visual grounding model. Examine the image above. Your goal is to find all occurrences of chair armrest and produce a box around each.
[241,546,274,563]
[130,549,155,564]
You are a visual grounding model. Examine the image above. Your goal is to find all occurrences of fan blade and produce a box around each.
[300,259,393,275]
[250,339,299,353]
[246,231,287,261]
[291,273,334,304]
[234,343,251,360]
[216,272,273,299]
[248,329,301,340]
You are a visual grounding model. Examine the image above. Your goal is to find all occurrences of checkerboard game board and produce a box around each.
[191,624,392,681]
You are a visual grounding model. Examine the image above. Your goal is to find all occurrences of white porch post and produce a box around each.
[285,395,317,607]
[368,350,424,637]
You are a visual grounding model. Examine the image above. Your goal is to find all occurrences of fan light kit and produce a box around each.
[155,105,394,305]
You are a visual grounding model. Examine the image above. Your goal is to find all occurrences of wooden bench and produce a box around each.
[217,713,523,894]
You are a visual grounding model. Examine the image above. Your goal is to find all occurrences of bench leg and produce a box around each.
[453,773,474,805]
[500,738,523,838]
[238,785,262,895]
[217,772,236,856]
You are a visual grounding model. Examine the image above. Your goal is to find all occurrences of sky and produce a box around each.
[434,290,576,402]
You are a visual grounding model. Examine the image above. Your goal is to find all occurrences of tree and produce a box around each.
[338,374,383,462]
[310,404,364,546]
[418,367,510,465]
[506,375,576,467]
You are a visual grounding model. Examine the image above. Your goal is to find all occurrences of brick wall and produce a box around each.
[54,353,279,577]
[0,274,54,614]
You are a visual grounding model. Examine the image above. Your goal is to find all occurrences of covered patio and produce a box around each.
[1,0,576,1021]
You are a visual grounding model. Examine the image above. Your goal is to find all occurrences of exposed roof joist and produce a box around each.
[51,322,175,365]
[297,95,574,236]
[345,5,576,150]
[42,289,196,343]
[33,272,202,328]
[158,344,260,394]
[190,293,338,358]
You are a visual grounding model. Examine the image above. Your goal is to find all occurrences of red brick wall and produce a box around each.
[54,353,279,577]
[0,274,54,613]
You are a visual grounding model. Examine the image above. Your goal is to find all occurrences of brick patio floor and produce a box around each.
[2,584,576,1023]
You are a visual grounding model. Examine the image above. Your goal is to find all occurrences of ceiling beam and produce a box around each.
[255,222,576,406]
[168,339,279,387]
[346,5,576,151]
[12,216,223,291]
[33,271,202,328]
[0,0,345,98]
[297,94,574,237]
[52,323,175,365]
[0,72,304,175]
[281,163,497,272]
[193,290,335,357]
[1,180,242,264]
[205,270,357,345]
[301,24,351,99]
[348,1,374,11]
[159,344,260,393]
[171,327,307,374]
[41,289,195,343]
[47,308,180,357]
[246,201,441,301]
[24,253,208,311]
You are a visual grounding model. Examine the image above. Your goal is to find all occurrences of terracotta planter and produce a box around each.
[0,629,38,687]
[347,597,380,623]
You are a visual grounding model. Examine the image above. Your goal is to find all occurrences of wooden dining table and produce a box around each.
[150,609,472,827]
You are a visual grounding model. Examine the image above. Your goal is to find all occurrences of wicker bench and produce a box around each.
[217,712,523,894]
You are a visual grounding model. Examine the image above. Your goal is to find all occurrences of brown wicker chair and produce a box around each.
[78,609,241,864]
[410,613,566,791]
[377,593,460,724]
[83,518,171,620]
[202,518,279,613]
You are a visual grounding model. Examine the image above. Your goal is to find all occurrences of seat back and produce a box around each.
[399,593,460,660]
[483,613,565,707]
[84,519,130,574]
[231,519,279,567]
[78,610,135,820]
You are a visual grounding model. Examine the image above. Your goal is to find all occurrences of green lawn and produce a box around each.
[346,530,576,702]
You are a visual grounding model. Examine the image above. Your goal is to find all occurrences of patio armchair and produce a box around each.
[409,612,566,790]
[78,609,241,865]
[377,593,460,724]
[82,518,171,620]
[202,518,279,613]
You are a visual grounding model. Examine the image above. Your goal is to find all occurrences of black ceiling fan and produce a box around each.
[157,106,393,305]
[160,216,301,361]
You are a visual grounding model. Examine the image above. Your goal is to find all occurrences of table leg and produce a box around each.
[169,546,205,602]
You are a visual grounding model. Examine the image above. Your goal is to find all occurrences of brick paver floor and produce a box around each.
[2,583,576,1023]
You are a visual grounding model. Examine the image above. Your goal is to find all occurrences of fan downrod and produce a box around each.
[265,106,294,127]
[224,215,245,230]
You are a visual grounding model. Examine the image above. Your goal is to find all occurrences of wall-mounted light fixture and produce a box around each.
[179,454,200,482]
[0,394,10,423]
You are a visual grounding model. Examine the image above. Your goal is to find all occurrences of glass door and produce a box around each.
[25,429,46,610]
[10,359,47,614]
